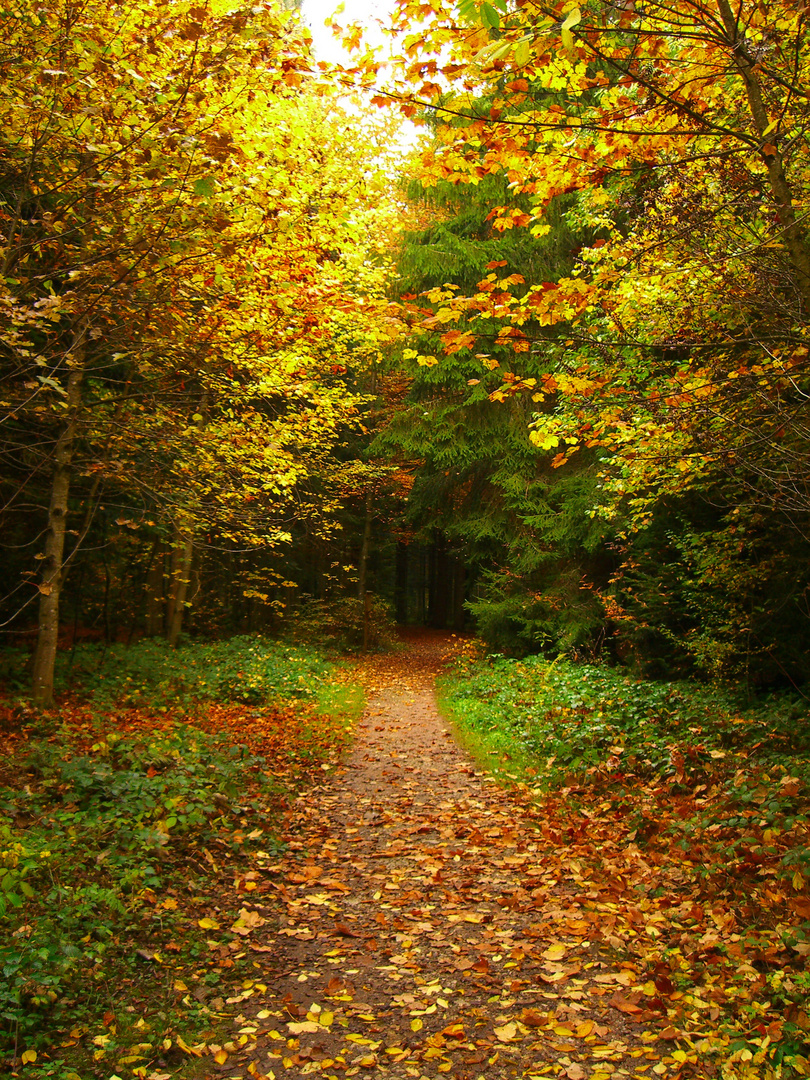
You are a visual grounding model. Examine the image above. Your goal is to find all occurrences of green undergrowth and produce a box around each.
[1,636,332,708]
[312,681,366,725]
[439,652,810,1075]
[438,653,810,885]
[0,636,362,1078]
[440,653,810,787]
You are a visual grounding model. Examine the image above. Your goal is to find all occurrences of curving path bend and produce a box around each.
[235,635,663,1080]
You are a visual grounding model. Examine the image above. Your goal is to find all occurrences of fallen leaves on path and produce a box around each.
[193,634,800,1080]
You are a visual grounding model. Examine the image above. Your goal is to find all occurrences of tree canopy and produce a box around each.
[355,0,810,682]
[3,0,810,691]
[1,0,403,701]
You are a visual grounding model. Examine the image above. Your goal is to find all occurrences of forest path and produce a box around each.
[240,633,657,1080]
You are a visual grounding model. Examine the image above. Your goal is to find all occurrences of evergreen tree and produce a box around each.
[376,173,612,651]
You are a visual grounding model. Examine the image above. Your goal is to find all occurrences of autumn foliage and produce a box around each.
[3,1,810,1077]
[0,0,403,701]
[341,0,810,681]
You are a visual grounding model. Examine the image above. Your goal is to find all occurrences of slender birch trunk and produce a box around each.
[31,340,86,706]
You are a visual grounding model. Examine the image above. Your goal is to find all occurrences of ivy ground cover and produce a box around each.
[439,653,810,1077]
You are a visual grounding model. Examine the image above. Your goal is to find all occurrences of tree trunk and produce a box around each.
[31,351,85,706]
[358,492,373,650]
[429,534,450,628]
[145,538,167,637]
[427,543,437,626]
[416,547,426,624]
[186,555,201,635]
[452,557,466,631]
[357,492,373,601]
[715,0,810,313]
[166,526,194,648]
[394,541,409,624]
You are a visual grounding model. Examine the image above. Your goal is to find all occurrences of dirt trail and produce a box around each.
[239,634,657,1080]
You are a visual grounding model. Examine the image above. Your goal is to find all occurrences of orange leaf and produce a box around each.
[610,993,642,1015]
[520,1009,548,1028]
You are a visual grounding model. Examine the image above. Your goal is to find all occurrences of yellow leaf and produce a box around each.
[22,1050,37,1064]
[560,9,580,54]
[542,943,567,960]
[411,1018,423,1032]
[175,1034,202,1056]
[214,1050,228,1065]
[198,917,220,930]
[529,431,560,451]
[287,1021,320,1034]
[494,1022,519,1042]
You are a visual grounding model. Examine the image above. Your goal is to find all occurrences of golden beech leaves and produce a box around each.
[373,0,810,517]
[2,0,408,564]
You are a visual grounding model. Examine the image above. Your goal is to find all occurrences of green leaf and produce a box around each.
[480,3,500,29]
[193,176,217,199]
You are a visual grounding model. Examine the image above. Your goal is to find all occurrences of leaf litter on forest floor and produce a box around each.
[14,634,800,1078]
[202,634,804,1080]
[0,675,359,1077]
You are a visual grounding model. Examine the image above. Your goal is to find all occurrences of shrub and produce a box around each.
[53,635,330,707]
